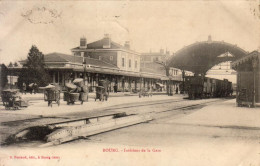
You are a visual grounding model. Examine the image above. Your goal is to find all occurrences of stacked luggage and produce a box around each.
[64,78,88,105]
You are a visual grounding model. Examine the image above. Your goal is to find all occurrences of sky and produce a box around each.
[0,0,259,66]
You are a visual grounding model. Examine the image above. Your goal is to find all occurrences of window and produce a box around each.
[129,59,131,68]
[122,58,125,67]
[135,60,137,68]
[81,52,84,57]
[110,56,113,61]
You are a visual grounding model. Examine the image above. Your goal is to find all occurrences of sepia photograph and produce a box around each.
[0,0,260,165]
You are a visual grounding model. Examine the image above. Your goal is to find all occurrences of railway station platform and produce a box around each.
[171,99,260,129]
[0,94,184,118]
[17,91,169,101]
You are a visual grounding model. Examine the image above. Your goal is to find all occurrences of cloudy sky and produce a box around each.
[0,0,259,64]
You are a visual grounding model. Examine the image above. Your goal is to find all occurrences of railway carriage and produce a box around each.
[184,76,232,99]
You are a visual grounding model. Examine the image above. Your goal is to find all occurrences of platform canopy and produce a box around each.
[167,36,247,75]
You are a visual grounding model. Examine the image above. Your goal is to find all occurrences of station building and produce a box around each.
[232,51,260,107]
[12,34,183,93]
[140,49,192,92]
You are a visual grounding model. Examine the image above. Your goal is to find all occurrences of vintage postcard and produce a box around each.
[0,0,260,165]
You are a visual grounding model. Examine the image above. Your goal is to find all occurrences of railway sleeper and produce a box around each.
[4,113,151,146]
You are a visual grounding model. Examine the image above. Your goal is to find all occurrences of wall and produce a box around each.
[73,50,117,66]
[117,51,140,72]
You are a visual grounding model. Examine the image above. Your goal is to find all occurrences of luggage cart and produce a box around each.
[66,93,80,105]
[64,81,89,105]
[139,88,152,98]
[1,89,28,110]
[44,89,60,107]
[95,86,108,101]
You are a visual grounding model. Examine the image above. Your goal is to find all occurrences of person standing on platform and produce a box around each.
[114,83,118,93]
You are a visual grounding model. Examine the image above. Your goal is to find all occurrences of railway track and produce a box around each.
[2,98,227,147]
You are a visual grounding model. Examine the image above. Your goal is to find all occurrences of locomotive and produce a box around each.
[183,76,233,99]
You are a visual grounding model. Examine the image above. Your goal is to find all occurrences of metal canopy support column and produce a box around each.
[58,71,60,84]
[53,72,55,83]
[252,58,258,107]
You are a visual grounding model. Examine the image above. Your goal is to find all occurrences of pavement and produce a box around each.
[0,92,184,119]
[19,91,167,101]
[170,99,260,128]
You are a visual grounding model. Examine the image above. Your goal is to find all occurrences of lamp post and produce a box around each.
[83,60,87,85]
[181,69,185,94]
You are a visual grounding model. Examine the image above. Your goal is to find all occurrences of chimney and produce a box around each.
[103,34,111,48]
[160,49,164,54]
[124,41,130,49]
[80,37,87,49]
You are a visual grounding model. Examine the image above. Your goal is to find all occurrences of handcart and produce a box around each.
[1,89,28,110]
[139,88,152,98]
[95,86,108,101]
[95,80,109,101]
[65,92,80,105]
[41,84,61,107]
[64,80,89,105]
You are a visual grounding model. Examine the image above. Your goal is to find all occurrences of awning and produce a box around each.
[73,78,84,83]
[232,51,260,69]
[156,83,164,87]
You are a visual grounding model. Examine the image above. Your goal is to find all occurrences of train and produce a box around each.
[182,76,233,99]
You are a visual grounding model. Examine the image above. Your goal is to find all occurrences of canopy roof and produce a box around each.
[168,39,247,74]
